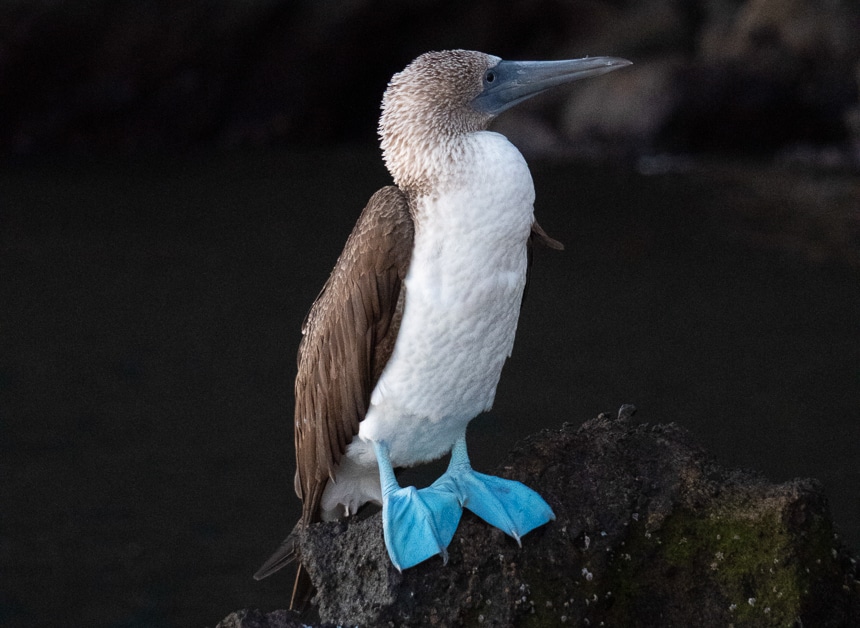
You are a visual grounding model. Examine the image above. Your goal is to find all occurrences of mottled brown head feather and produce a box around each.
[379,50,499,192]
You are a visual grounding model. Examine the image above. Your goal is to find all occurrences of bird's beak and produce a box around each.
[472,56,632,116]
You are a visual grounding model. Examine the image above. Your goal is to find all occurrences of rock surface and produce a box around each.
[215,608,309,628]
[220,408,860,627]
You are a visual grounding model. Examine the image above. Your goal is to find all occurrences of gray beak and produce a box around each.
[472,56,632,116]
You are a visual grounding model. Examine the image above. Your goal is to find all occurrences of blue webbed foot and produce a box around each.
[447,437,555,544]
[374,441,463,571]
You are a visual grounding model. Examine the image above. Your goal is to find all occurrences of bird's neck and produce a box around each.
[407,132,536,245]
[380,128,460,195]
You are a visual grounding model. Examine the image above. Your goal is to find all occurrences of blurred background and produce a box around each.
[1,1,858,626]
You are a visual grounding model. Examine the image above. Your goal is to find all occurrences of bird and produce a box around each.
[254,49,631,608]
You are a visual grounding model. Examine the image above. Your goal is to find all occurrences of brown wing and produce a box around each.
[524,218,564,304]
[530,218,564,251]
[253,187,412,591]
[294,185,413,525]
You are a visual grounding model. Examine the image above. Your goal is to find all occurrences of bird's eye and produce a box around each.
[485,70,496,84]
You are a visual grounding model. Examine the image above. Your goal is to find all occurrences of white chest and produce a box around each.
[357,132,535,466]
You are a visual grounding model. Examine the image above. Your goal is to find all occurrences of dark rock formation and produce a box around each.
[219,408,860,627]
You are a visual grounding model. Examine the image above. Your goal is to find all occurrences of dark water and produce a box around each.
[1,148,857,627]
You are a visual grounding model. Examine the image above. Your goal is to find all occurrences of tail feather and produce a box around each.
[253,529,299,581]
[254,523,315,612]
[289,563,314,611]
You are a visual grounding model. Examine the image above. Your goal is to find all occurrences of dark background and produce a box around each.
[1,1,859,626]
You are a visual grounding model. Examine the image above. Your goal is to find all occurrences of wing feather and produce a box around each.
[293,186,413,524]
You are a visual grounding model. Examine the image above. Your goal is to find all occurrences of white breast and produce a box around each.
[357,131,535,466]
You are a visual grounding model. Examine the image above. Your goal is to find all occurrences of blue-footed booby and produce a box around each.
[255,49,631,607]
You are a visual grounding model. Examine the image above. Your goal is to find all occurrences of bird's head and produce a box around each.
[379,49,631,191]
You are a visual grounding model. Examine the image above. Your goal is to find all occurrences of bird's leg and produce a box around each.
[373,440,462,571]
[444,436,555,544]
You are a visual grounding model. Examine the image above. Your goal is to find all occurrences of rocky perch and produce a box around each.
[218,408,859,627]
